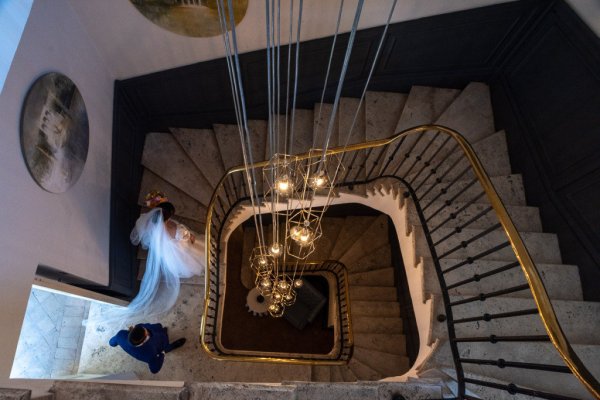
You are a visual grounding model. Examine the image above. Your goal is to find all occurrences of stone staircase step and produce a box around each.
[425,258,583,301]
[407,200,542,232]
[170,127,226,189]
[289,109,314,155]
[354,333,407,356]
[310,365,331,382]
[351,300,401,318]
[329,365,344,382]
[348,268,395,287]
[51,381,187,400]
[416,227,562,264]
[432,296,600,345]
[264,114,288,158]
[350,286,397,302]
[381,85,460,176]
[396,86,461,132]
[338,365,358,382]
[309,217,345,260]
[190,382,296,399]
[329,216,377,261]
[430,340,600,400]
[340,215,389,266]
[338,97,366,147]
[403,130,512,187]
[347,244,392,274]
[241,227,256,289]
[435,82,494,144]
[313,103,339,149]
[348,357,383,381]
[353,346,410,378]
[141,132,213,205]
[365,91,407,141]
[293,382,378,399]
[418,174,527,207]
[353,316,403,334]
[138,168,206,223]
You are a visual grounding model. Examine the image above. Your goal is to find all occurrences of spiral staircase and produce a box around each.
[54,82,599,399]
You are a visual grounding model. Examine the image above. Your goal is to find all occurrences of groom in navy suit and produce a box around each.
[109,323,186,373]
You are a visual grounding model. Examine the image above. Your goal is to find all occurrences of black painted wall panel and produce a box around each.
[492,0,600,300]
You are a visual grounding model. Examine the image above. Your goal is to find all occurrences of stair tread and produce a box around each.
[329,216,378,260]
[351,301,401,317]
[138,168,206,223]
[416,227,562,264]
[346,244,392,274]
[348,357,383,381]
[170,127,226,189]
[354,333,407,356]
[435,82,494,144]
[435,295,600,345]
[340,215,389,266]
[353,316,403,334]
[425,258,583,301]
[353,346,410,378]
[348,267,395,286]
[407,199,542,232]
[350,285,397,301]
[141,132,212,205]
[365,91,408,141]
[418,173,527,206]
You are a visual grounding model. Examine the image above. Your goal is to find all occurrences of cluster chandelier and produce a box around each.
[216,0,397,317]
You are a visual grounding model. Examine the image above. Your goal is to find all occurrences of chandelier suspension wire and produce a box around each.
[314,0,345,148]
[312,0,398,232]
[218,0,266,250]
[318,0,364,167]
[288,0,303,156]
[284,0,293,156]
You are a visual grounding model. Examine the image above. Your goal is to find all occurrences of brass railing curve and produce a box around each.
[202,124,599,398]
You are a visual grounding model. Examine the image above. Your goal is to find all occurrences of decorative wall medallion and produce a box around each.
[20,72,89,193]
[130,0,249,38]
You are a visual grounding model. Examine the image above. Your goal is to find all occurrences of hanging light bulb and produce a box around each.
[293,279,304,289]
[272,290,283,302]
[270,243,281,257]
[259,278,272,290]
[283,289,296,306]
[267,302,284,317]
[277,280,290,291]
[310,171,328,189]
[275,175,292,195]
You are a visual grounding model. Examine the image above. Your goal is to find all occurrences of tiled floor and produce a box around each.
[11,288,89,378]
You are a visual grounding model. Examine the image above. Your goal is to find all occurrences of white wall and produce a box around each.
[0,0,113,378]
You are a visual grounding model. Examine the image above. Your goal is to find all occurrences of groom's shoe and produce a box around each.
[167,338,186,352]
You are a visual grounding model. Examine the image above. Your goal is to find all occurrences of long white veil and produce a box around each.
[96,208,205,327]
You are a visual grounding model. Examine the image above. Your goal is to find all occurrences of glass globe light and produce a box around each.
[272,291,283,301]
[310,172,328,189]
[278,280,290,290]
[293,279,304,289]
[275,175,292,195]
[270,243,281,257]
[260,278,272,289]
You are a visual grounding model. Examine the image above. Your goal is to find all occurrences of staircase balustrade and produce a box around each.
[202,124,599,399]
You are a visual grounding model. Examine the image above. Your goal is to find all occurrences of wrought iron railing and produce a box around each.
[202,124,599,399]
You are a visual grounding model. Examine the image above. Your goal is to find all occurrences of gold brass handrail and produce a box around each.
[202,124,600,398]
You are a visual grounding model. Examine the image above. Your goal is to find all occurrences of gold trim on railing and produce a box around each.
[201,124,600,398]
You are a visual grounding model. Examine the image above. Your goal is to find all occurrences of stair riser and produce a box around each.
[424,259,583,301]
[353,347,410,378]
[354,333,407,356]
[351,301,401,318]
[348,268,395,287]
[417,174,527,207]
[415,229,562,264]
[407,202,542,232]
[353,317,403,334]
[350,286,397,302]
[432,297,600,345]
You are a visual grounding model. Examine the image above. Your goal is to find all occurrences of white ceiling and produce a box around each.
[68,0,522,80]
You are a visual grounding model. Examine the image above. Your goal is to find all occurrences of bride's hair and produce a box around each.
[157,202,175,221]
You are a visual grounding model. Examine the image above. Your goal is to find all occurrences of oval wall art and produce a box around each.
[20,72,89,193]
[129,0,249,38]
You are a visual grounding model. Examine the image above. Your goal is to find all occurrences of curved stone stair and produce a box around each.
[132,81,599,397]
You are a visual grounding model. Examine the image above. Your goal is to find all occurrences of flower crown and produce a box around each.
[145,190,169,208]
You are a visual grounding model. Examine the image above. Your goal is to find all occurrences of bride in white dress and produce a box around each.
[125,191,205,321]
